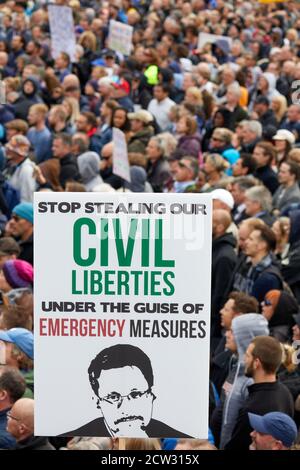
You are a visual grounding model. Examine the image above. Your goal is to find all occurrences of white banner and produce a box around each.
[113,127,131,183]
[34,193,212,438]
[197,32,232,52]
[48,5,76,62]
[108,20,133,56]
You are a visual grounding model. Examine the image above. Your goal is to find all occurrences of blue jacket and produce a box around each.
[0,408,17,449]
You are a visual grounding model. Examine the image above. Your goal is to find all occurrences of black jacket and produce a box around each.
[15,435,55,450]
[60,417,191,438]
[147,159,171,193]
[254,165,279,195]
[211,233,237,337]
[100,166,124,190]
[59,154,80,189]
[225,381,294,450]
[18,233,33,266]
[259,109,278,129]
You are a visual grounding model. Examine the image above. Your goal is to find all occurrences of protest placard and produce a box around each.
[34,193,212,438]
[48,5,76,62]
[108,20,133,56]
[113,128,131,183]
[197,32,232,52]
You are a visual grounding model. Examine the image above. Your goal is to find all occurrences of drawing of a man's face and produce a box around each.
[97,365,154,437]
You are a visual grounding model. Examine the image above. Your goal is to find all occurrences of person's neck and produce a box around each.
[208,171,221,184]
[35,120,45,131]
[254,371,277,384]
[21,226,33,242]
[0,401,12,412]
[54,121,66,132]
[283,179,296,188]
[250,251,267,266]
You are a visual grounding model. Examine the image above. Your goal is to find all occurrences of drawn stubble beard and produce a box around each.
[102,395,155,436]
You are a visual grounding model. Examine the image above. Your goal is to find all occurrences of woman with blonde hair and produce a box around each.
[62,96,81,131]
[271,95,287,125]
[176,114,201,158]
[202,153,229,190]
[185,86,203,106]
[78,31,97,52]
[271,217,290,261]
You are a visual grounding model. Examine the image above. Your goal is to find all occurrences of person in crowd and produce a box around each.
[0,328,33,397]
[271,217,290,261]
[225,336,294,450]
[261,290,298,342]
[211,209,237,342]
[27,104,52,163]
[244,186,275,227]
[213,314,269,449]
[0,367,26,449]
[7,398,55,450]
[8,203,33,265]
[253,142,279,195]
[272,129,295,165]
[281,210,300,303]
[146,136,171,193]
[127,110,155,154]
[51,133,80,189]
[211,292,259,395]
[231,177,257,225]
[100,142,124,190]
[232,154,257,178]
[4,135,36,203]
[272,161,300,213]
[234,224,282,303]
[248,412,298,450]
[202,154,230,191]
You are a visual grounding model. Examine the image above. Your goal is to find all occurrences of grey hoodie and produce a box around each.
[220,314,269,448]
[77,151,103,191]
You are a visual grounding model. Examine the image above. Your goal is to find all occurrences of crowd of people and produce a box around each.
[0,0,300,452]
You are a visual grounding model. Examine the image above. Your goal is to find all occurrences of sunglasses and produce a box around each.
[178,161,191,170]
[263,299,272,306]
[11,215,21,222]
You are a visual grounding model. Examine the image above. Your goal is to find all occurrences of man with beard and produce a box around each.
[225,336,294,450]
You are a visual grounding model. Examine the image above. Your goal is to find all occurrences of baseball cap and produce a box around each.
[0,327,33,359]
[273,129,296,145]
[248,412,297,448]
[128,110,153,124]
[211,188,234,210]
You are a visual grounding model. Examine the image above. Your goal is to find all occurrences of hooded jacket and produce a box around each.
[211,233,237,331]
[77,151,103,191]
[269,291,298,342]
[219,314,269,448]
[13,77,43,121]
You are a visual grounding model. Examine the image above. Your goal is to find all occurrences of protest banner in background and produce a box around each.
[34,193,212,438]
[48,5,76,62]
[108,20,133,56]
[197,32,232,51]
[113,128,131,183]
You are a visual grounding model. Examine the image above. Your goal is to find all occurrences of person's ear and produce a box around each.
[0,389,8,401]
